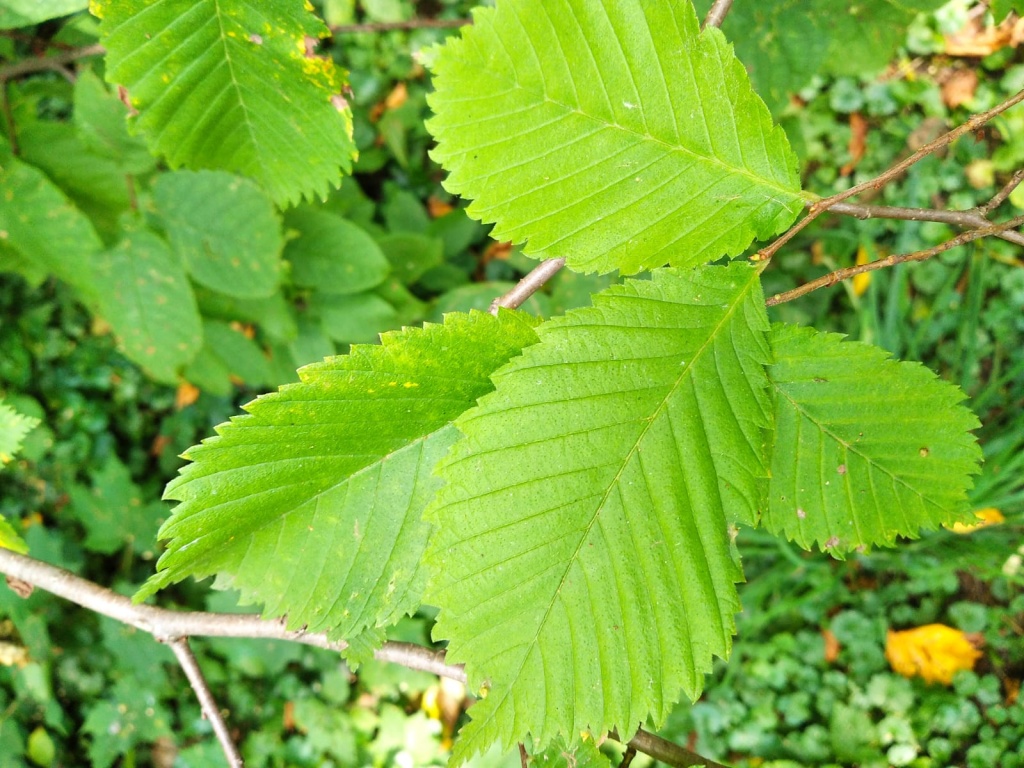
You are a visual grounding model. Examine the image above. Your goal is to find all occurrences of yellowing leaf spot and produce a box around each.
[948,507,1005,534]
[886,624,981,684]
[403,382,418,389]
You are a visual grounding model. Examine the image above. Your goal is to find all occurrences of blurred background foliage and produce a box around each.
[0,0,1023,766]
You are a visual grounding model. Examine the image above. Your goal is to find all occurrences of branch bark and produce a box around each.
[0,44,105,81]
[828,201,1024,247]
[758,87,1024,261]
[702,0,736,29]
[489,258,566,314]
[168,638,244,767]
[765,213,1024,307]
[0,548,726,768]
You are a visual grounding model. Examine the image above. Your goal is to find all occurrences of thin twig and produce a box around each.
[829,201,1024,247]
[329,18,470,34]
[519,743,529,768]
[168,638,244,767]
[0,43,105,81]
[619,746,637,768]
[702,0,736,29]
[0,548,724,768]
[758,87,1024,261]
[977,168,1024,215]
[489,258,566,314]
[622,729,731,768]
[765,214,1024,307]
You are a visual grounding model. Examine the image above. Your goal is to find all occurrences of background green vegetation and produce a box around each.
[0,1,1023,766]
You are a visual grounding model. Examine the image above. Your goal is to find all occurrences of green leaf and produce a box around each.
[152,170,284,298]
[312,291,399,344]
[137,311,541,645]
[67,456,166,555]
[692,0,947,111]
[377,233,444,284]
[92,228,203,383]
[198,319,274,388]
[992,0,1024,20]
[0,398,39,468]
[0,514,28,554]
[764,324,983,555]
[426,264,772,760]
[0,151,103,296]
[427,0,803,275]
[95,0,356,206]
[528,736,612,768]
[0,0,86,28]
[73,69,156,175]
[284,207,390,293]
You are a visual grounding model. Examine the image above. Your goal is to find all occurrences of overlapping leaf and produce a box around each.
[152,171,283,298]
[137,311,540,644]
[0,399,39,467]
[765,325,982,554]
[0,0,86,28]
[92,228,203,383]
[426,264,773,761]
[94,0,356,206]
[693,0,948,113]
[0,151,102,297]
[427,0,804,275]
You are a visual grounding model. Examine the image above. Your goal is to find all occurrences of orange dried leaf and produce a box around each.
[885,624,982,684]
[385,82,408,111]
[175,382,201,410]
[428,196,455,218]
[822,628,841,664]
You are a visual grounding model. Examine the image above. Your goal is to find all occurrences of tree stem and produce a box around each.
[703,0,736,29]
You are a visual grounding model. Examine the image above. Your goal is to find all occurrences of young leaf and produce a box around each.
[137,311,541,646]
[0,514,28,555]
[427,0,804,275]
[91,229,203,384]
[426,264,772,760]
[94,0,356,206]
[152,171,284,298]
[765,324,982,555]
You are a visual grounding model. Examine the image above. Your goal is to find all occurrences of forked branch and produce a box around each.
[759,87,1024,261]
[0,548,726,768]
[765,214,1024,307]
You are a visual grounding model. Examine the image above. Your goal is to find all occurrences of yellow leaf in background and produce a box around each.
[949,507,1005,534]
[885,624,982,684]
[852,245,872,296]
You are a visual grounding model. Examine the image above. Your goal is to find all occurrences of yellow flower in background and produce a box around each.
[885,624,982,685]
[949,507,1005,534]
[852,245,872,296]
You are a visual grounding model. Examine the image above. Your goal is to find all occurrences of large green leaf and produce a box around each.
[95,0,356,206]
[427,0,804,276]
[765,324,982,555]
[0,151,102,297]
[426,264,772,761]
[92,228,203,383]
[137,311,541,644]
[152,171,284,298]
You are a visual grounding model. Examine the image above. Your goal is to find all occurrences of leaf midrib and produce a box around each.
[473,272,758,739]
